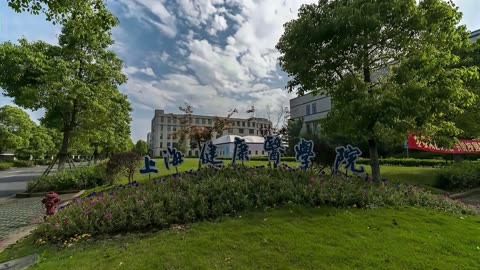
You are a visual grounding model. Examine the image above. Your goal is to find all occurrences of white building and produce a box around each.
[289,29,480,135]
[150,110,272,157]
[212,135,267,158]
[471,29,480,42]
[289,93,331,135]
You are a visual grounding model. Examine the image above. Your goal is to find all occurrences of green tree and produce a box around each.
[0,105,35,154]
[277,0,478,180]
[0,1,129,170]
[16,126,56,160]
[134,140,148,156]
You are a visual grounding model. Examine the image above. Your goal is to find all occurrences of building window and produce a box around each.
[167,134,171,139]
[228,128,233,133]
[167,126,171,131]
[255,151,258,155]
[262,151,265,155]
[160,134,163,139]
[237,121,240,126]
[249,129,254,135]
[306,104,311,115]
[202,119,206,124]
[208,119,212,124]
[167,118,171,124]
[312,103,317,114]
[242,122,245,127]
[249,151,252,155]
[160,142,163,148]
[160,126,164,131]
[195,118,200,124]
[173,127,176,131]
[161,116,164,122]
[247,122,250,127]
[239,128,244,133]
[167,142,171,147]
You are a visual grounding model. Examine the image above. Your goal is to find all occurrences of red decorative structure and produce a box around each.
[41,192,61,216]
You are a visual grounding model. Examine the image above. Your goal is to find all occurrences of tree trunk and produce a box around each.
[368,138,380,181]
[57,130,71,171]
[93,145,99,164]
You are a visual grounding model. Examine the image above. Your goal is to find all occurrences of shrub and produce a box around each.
[12,160,35,167]
[435,162,480,190]
[357,158,448,167]
[0,162,13,171]
[106,152,142,184]
[35,166,476,242]
[27,166,106,192]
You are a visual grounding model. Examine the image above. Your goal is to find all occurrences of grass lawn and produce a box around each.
[377,166,444,193]
[1,206,479,269]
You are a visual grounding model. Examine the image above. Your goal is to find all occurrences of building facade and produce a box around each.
[150,110,272,157]
[289,93,331,135]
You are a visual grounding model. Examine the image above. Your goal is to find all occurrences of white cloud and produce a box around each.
[116,0,177,37]
[209,14,228,35]
[123,66,156,77]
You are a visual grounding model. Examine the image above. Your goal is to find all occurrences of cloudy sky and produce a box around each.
[1,0,479,142]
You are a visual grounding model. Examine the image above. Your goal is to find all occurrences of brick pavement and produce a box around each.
[0,197,44,241]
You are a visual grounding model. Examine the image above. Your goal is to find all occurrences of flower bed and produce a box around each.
[35,165,477,242]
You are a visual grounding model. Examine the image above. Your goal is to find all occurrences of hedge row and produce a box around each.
[435,162,480,190]
[357,158,448,167]
[0,162,13,171]
[27,166,106,192]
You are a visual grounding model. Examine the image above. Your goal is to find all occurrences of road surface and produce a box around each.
[0,166,53,198]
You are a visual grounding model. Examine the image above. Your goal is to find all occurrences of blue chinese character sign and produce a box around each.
[232,137,250,165]
[294,138,315,170]
[264,135,285,168]
[200,141,223,167]
[140,156,158,180]
[163,147,184,173]
[333,144,365,175]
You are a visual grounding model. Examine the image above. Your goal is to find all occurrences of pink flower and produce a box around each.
[89,199,95,206]
[84,210,91,215]
[105,212,111,221]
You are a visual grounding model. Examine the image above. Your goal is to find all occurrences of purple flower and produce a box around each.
[105,212,111,221]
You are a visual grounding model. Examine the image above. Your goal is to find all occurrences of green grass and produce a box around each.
[377,166,444,193]
[1,206,479,269]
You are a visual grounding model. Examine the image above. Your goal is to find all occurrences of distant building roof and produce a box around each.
[212,135,265,145]
[471,29,480,41]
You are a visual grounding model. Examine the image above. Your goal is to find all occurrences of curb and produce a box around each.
[15,190,82,198]
[449,188,480,200]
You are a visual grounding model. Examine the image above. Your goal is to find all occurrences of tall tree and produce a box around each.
[0,105,35,154]
[277,0,478,180]
[0,0,130,170]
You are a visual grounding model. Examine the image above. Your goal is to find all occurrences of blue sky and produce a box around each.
[1,0,479,142]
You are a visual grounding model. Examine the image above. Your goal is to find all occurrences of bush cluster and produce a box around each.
[357,158,448,167]
[12,160,35,167]
[27,166,106,192]
[435,162,480,190]
[35,165,476,242]
[0,162,13,171]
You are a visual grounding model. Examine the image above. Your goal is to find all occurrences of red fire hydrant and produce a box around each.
[41,192,61,216]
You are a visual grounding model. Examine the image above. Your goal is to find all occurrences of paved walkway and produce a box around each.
[0,197,44,241]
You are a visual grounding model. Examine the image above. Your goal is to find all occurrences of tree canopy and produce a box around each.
[0,105,35,153]
[0,0,131,169]
[277,0,479,180]
[134,140,148,156]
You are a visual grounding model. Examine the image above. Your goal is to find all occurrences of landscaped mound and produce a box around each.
[35,165,477,242]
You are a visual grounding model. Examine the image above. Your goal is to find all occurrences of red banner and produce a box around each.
[408,134,480,154]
